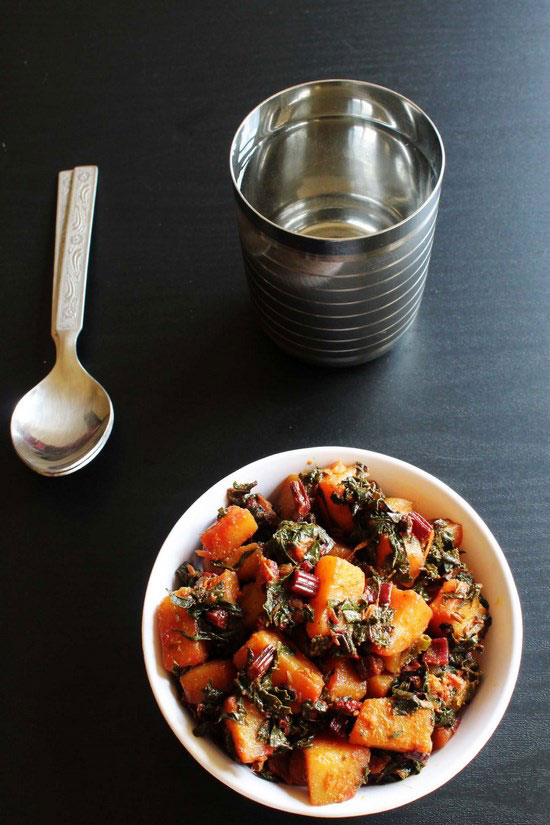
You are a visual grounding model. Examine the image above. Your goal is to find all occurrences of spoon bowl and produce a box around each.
[11,349,113,476]
[10,166,113,476]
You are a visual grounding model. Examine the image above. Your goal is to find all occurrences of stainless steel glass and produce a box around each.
[230,79,445,366]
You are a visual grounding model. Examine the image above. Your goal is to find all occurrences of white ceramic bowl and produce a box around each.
[142,447,522,817]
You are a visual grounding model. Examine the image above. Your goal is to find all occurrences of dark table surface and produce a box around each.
[2,2,549,823]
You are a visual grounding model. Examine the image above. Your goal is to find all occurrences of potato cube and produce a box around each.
[371,586,432,656]
[377,533,427,583]
[277,473,312,521]
[235,544,263,581]
[385,497,413,513]
[381,651,404,674]
[440,519,463,547]
[233,629,323,706]
[325,658,367,701]
[223,696,273,764]
[315,463,357,534]
[305,737,370,805]
[204,568,240,603]
[429,579,488,640]
[180,659,236,705]
[157,588,208,671]
[428,671,470,711]
[201,543,262,582]
[349,697,434,753]
[198,506,258,560]
[307,556,365,638]
[239,579,266,628]
[432,723,458,750]
[366,674,394,698]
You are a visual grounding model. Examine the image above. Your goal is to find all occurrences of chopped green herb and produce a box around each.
[234,653,295,719]
[169,581,243,649]
[227,481,279,534]
[263,571,314,630]
[299,467,323,499]
[267,520,334,566]
[326,596,395,654]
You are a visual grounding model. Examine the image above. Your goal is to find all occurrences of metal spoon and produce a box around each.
[11,166,113,476]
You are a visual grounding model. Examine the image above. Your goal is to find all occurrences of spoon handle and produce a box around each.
[52,166,98,337]
[52,169,73,331]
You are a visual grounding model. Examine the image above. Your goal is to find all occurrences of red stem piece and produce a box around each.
[205,609,229,630]
[409,511,433,543]
[378,581,392,605]
[247,644,276,681]
[423,637,449,666]
[360,654,385,678]
[290,479,311,519]
[290,569,320,598]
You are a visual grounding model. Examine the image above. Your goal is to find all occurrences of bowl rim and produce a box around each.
[142,446,522,817]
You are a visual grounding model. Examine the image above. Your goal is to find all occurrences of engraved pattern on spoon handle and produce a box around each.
[51,170,73,334]
[53,166,98,334]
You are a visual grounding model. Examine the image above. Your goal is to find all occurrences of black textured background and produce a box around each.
[2,2,549,823]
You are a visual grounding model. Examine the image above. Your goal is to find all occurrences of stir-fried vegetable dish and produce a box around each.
[157,463,491,805]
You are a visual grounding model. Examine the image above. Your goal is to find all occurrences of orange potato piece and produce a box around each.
[223,696,273,764]
[371,586,432,657]
[233,629,324,706]
[239,579,266,628]
[350,698,434,753]
[432,724,457,750]
[325,658,367,701]
[201,543,262,582]
[406,534,428,581]
[235,544,263,581]
[204,568,240,603]
[444,672,469,710]
[428,671,469,711]
[376,533,392,571]
[377,533,426,584]
[180,659,236,705]
[320,461,357,485]
[429,579,488,640]
[307,556,365,638]
[157,588,208,671]
[198,506,258,560]
[440,519,463,548]
[304,737,370,806]
[366,674,394,698]
[385,497,413,513]
[317,483,354,533]
[381,651,405,674]
[316,462,358,534]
